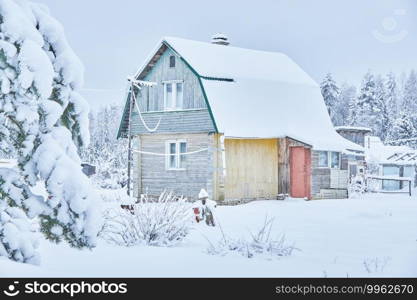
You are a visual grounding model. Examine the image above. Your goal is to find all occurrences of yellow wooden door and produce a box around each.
[224,138,278,200]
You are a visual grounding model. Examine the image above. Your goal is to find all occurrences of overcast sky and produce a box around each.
[39,0,417,109]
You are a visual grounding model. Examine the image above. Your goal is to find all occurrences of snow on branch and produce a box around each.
[0,0,99,263]
[206,216,298,259]
[101,192,194,247]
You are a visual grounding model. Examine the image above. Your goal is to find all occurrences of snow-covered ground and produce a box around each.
[1,191,416,277]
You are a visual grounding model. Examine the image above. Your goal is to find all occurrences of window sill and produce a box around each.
[166,168,186,171]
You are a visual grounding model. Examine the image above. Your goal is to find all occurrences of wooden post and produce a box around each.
[127,87,133,196]
[409,180,412,197]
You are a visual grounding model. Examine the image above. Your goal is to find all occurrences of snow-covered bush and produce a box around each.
[101,192,193,246]
[206,217,296,259]
[0,0,99,262]
[363,257,391,274]
[348,175,366,198]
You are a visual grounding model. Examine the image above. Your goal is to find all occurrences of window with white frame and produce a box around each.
[318,151,329,167]
[164,81,183,111]
[166,140,187,170]
[317,151,341,168]
[330,152,340,169]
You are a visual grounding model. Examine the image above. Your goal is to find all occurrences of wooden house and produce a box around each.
[117,36,363,202]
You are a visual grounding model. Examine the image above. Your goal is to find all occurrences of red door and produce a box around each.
[290,147,311,199]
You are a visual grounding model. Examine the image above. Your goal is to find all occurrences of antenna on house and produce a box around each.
[211,33,230,46]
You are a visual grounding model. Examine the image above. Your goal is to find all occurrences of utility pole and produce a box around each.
[127,86,133,196]
[125,78,157,197]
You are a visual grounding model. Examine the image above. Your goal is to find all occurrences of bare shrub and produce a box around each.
[206,216,297,259]
[363,257,391,273]
[101,192,193,246]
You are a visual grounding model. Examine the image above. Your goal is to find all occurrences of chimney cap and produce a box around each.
[211,33,230,46]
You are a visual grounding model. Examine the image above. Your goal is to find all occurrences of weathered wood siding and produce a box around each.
[133,133,216,201]
[277,137,311,195]
[137,47,206,111]
[311,150,348,199]
[336,130,368,147]
[131,110,215,134]
[224,138,278,200]
[130,47,216,135]
[330,169,349,188]
[211,134,225,201]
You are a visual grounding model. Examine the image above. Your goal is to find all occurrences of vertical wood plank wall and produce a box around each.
[137,47,206,112]
[311,150,350,199]
[130,46,216,136]
[211,133,225,201]
[278,137,311,195]
[133,133,215,200]
[224,138,278,200]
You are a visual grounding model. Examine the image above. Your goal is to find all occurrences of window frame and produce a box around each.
[169,55,176,68]
[163,80,184,111]
[330,151,341,169]
[317,151,329,168]
[317,151,341,169]
[165,139,187,170]
[402,165,414,178]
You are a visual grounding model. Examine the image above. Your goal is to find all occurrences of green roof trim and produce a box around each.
[117,40,220,138]
[116,86,131,139]
[200,76,234,82]
[162,41,219,133]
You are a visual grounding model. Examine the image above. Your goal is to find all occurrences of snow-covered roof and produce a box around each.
[365,136,416,165]
[135,37,364,152]
[335,126,372,133]
[164,37,318,86]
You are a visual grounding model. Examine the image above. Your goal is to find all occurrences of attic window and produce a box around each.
[164,81,183,110]
[169,55,175,68]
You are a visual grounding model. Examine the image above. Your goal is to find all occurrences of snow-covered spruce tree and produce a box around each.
[386,111,417,144]
[337,83,356,126]
[320,73,339,124]
[354,72,376,127]
[0,168,41,264]
[355,71,388,138]
[0,0,99,263]
[347,91,359,126]
[374,75,389,140]
[30,3,89,149]
[401,70,417,125]
[385,72,399,125]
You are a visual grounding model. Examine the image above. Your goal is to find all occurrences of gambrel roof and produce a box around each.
[120,37,363,152]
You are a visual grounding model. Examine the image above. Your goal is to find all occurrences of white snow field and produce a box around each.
[0,191,416,278]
